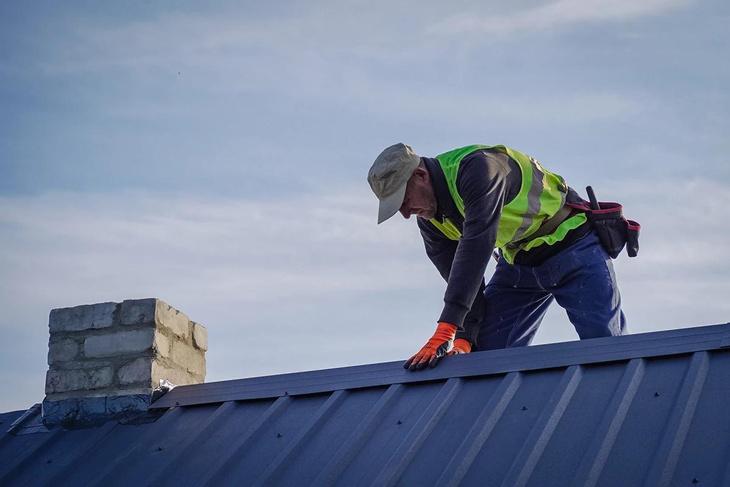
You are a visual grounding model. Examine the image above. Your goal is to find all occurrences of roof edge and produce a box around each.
[151,322,730,409]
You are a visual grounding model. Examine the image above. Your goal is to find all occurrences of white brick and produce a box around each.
[171,342,206,377]
[49,302,116,332]
[117,357,153,385]
[151,362,199,387]
[45,366,113,394]
[84,329,154,358]
[192,322,208,351]
[156,300,190,338]
[154,331,171,358]
[48,339,79,364]
[119,298,156,326]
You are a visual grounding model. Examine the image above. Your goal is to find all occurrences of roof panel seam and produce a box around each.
[146,400,238,484]
[643,351,710,486]
[571,358,646,487]
[201,396,290,486]
[437,372,523,487]
[373,378,463,487]
[501,365,583,487]
[312,384,403,486]
[0,428,62,484]
[46,420,118,485]
[90,406,184,486]
[252,390,348,487]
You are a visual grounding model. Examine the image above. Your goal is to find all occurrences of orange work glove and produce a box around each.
[448,338,472,355]
[403,322,457,371]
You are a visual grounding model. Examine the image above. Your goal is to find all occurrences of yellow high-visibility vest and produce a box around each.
[429,145,587,264]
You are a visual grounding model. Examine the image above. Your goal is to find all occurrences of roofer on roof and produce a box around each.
[368,143,630,370]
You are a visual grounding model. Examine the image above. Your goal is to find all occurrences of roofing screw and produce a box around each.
[654,392,661,397]
[157,446,163,452]
[277,433,282,438]
[46,459,53,464]
[521,406,528,411]
[397,420,402,425]
[692,478,699,484]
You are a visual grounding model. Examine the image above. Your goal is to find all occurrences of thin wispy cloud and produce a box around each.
[0,187,434,307]
[26,9,435,77]
[435,0,691,35]
[7,177,725,316]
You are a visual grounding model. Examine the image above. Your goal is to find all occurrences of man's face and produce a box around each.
[399,166,437,220]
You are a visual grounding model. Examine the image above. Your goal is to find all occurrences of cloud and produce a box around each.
[2,177,728,325]
[432,0,690,36]
[27,8,430,77]
[3,5,651,135]
[0,187,437,307]
[434,0,691,36]
[352,88,640,125]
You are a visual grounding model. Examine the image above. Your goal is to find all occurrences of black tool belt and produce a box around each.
[568,187,640,259]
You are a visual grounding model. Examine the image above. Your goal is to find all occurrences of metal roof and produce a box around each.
[2,322,730,486]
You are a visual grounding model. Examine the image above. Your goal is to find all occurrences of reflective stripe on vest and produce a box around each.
[428,144,587,264]
[430,217,462,241]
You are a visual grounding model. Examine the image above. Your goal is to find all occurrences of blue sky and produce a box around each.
[1,0,729,411]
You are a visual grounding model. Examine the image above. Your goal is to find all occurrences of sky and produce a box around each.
[1,0,728,412]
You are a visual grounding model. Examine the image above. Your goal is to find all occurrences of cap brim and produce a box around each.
[377,183,407,224]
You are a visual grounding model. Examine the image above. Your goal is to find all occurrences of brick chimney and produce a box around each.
[42,298,207,427]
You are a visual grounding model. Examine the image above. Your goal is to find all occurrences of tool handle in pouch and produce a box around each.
[586,186,600,210]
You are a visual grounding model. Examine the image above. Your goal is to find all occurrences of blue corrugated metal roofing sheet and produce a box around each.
[2,322,730,486]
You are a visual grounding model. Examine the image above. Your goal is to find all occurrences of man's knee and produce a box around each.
[571,307,626,339]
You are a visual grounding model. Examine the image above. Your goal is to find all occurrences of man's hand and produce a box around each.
[448,338,472,355]
[403,322,457,371]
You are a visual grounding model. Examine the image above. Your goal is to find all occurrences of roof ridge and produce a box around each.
[151,322,730,409]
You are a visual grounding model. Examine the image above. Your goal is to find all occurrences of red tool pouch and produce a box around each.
[567,199,640,259]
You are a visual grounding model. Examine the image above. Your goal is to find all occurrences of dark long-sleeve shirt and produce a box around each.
[417,148,589,344]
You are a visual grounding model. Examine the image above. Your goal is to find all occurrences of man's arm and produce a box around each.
[417,218,485,344]
[437,151,513,337]
[417,217,457,282]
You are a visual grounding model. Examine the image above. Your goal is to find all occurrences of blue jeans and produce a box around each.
[474,230,627,351]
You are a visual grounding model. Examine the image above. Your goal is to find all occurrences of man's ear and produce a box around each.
[413,165,429,182]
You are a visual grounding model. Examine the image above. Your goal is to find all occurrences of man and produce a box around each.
[368,143,627,371]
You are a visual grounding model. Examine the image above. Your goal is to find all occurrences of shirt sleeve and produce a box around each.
[417,218,457,282]
[417,218,487,343]
[437,150,513,329]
